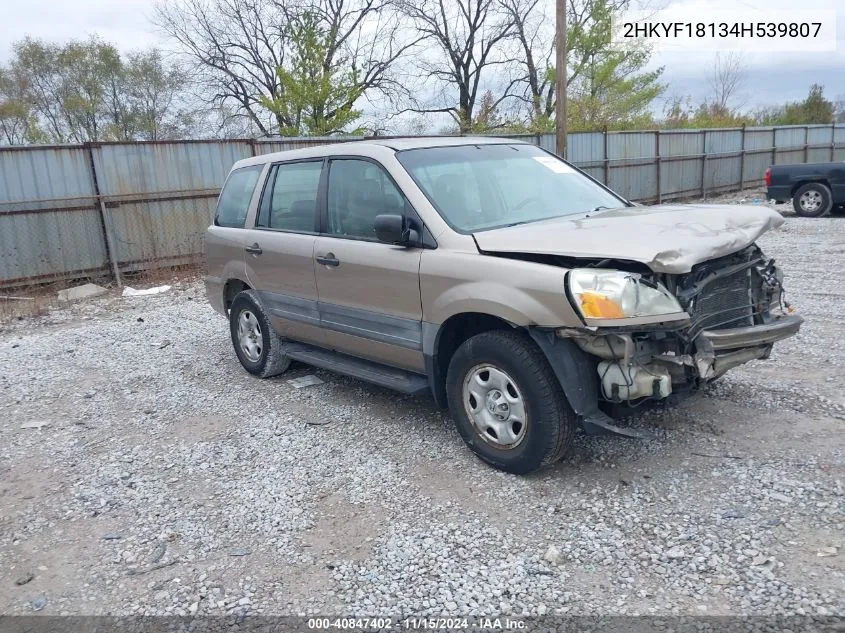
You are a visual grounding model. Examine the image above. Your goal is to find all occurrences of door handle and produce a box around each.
[245,243,262,255]
[315,252,340,267]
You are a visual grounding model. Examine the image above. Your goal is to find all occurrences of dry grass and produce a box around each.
[0,275,110,322]
[0,295,54,322]
[0,263,204,324]
[119,262,204,289]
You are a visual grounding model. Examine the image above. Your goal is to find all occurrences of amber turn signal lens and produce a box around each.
[579,290,626,319]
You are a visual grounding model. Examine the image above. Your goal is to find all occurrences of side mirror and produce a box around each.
[374,214,418,245]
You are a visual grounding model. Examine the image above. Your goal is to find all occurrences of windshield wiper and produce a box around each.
[497,207,611,229]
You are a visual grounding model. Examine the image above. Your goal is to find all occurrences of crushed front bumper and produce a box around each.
[544,245,802,436]
[694,314,803,379]
[562,312,803,408]
[535,313,802,438]
[699,314,803,351]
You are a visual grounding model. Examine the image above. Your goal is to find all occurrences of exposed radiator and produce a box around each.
[688,267,754,332]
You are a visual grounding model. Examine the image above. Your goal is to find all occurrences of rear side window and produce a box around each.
[256,160,323,232]
[215,165,263,228]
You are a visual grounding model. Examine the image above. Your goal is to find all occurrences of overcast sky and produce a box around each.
[654,1,844,112]
[1,0,842,117]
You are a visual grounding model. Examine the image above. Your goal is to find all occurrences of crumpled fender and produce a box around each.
[528,328,657,439]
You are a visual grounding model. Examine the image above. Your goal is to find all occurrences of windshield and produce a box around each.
[396,144,627,232]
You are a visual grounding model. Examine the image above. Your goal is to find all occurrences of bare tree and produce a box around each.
[0,66,38,144]
[155,0,419,137]
[8,37,133,143]
[125,50,196,140]
[501,0,647,130]
[154,0,288,136]
[710,51,747,111]
[499,0,554,127]
[396,0,516,133]
[303,0,420,110]
[11,39,70,142]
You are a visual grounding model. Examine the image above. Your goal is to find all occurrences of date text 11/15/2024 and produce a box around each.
[307,617,527,630]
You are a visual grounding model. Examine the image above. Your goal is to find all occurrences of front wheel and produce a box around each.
[445,330,576,474]
[229,290,291,378]
[793,182,833,218]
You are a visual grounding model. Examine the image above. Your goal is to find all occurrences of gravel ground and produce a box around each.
[1,189,843,618]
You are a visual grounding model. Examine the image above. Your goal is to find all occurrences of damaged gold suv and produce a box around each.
[205,137,802,474]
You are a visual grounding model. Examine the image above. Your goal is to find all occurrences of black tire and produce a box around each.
[445,330,576,474]
[792,182,833,218]
[229,290,291,378]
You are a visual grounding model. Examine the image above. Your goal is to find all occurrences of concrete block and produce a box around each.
[57,283,108,303]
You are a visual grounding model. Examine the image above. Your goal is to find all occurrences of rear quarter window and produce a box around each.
[215,165,264,228]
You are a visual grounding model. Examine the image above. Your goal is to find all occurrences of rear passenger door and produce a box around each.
[207,164,265,287]
[313,158,425,372]
[243,159,324,344]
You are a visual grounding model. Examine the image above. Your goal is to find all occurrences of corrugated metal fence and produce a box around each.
[2,125,843,287]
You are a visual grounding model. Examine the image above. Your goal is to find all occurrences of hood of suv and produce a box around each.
[472,204,784,274]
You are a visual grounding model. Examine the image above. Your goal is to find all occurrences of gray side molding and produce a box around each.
[258,290,424,350]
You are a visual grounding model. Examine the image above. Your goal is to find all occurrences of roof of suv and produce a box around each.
[233,136,529,169]
[363,136,528,150]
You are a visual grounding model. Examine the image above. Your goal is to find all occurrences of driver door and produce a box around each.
[313,158,425,373]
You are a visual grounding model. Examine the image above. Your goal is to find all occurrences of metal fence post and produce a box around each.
[771,128,777,166]
[700,130,708,199]
[803,126,809,164]
[655,130,661,204]
[85,142,122,288]
[738,124,746,189]
[248,138,257,157]
[832,123,836,162]
[603,126,609,185]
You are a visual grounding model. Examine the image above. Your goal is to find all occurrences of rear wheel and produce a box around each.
[445,330,576,474]
[229,290,291,378]
[793,182,832,217]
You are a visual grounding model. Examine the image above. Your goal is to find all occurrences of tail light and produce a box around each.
[764,167,772,187]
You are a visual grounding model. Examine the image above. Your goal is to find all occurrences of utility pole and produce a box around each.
[555,0,567,159]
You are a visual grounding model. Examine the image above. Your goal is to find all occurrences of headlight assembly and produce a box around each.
[567,269,688,325]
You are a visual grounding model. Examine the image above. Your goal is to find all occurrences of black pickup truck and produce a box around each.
[765,162,845,217]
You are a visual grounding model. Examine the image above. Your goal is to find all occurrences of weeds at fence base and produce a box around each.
[0,295,55,322]
[0,262,204,325]
[121,262,204,288]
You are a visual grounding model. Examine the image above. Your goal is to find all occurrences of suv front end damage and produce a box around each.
[668,246,801,383]
[537,245,802,436]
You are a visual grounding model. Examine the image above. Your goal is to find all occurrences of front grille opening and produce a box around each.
[687,268,755,333]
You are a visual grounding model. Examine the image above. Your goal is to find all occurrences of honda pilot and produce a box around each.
[205,137,802,474]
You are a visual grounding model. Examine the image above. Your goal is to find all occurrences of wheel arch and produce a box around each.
[424,312,519,409]
[223,278,252,313]
[791,179,831,197]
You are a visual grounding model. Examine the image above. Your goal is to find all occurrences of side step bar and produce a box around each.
[281,341,430,395]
